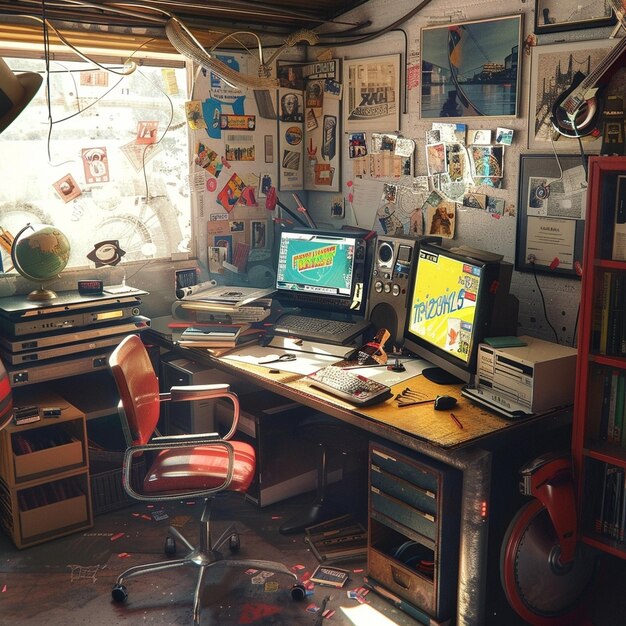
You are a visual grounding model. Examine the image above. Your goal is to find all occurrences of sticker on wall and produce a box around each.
[423,191,456,238]
[220,114,255,131]
[217,172,246,211]
[330,196,345,218]
[225,133,255,161]
[87,240,126,267]
[185,100,206,130]
[208,245,227,274]
[82,147,109,184]
[136,121,158,144]
[279,92,304,122]
[195,142,223,177]
[258,173,273,198]
[349,133,367,158]
[285,126,303,146]
[53,174,81,203]
[251,221,267,248]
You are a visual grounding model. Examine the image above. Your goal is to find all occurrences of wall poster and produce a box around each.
[343,54,401,133]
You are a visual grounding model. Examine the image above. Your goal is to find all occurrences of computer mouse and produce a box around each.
[434,395,458,410]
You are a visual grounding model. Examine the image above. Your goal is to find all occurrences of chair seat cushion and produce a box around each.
[143,441,256,494]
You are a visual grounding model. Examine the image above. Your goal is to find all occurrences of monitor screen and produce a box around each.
[404,244,508,384]
[274,229,369,315]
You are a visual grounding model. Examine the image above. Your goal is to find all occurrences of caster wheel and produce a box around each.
[228,533,240,553]
[111,584,128,603]
[164,535,177,555]
[291,582,307,602]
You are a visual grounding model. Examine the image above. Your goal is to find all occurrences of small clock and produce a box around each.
[78,279,104,295]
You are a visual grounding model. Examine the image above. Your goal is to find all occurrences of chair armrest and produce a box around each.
[169,384,240,440]
[121,437,236,502]
[152,432,220,445]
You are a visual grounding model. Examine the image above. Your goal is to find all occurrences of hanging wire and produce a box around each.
[530,261,560,343]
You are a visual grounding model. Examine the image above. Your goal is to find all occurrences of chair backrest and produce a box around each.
[109,334,161,446]
[0,357,13,431]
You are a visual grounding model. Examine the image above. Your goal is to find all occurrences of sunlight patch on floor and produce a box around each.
[340,603,401,625]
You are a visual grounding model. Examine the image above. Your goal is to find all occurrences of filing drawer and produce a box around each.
[370,487,436,540]
[371,446,438,492]
[371,465,437,516]
[367,442,461,623]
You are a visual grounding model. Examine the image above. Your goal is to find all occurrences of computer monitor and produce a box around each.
[274,228,371,316]
[403,243,515,385]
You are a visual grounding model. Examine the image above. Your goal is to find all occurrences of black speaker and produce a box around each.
[366,235,440,347]
[366,235,418,348]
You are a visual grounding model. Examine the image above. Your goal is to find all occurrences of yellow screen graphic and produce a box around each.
[407,252,481,363]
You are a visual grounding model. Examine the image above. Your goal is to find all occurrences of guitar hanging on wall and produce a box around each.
[551,1,626,138]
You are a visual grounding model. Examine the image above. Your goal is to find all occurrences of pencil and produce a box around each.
[450,412,464,429]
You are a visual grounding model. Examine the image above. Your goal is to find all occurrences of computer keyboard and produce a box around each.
[307,365,392,406]
[272,313,371,345]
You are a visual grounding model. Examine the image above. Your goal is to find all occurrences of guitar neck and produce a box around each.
[580,36,626,92]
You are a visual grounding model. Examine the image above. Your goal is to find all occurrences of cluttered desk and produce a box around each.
[146,232,577,626]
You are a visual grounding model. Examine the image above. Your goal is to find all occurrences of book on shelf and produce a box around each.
[612,174,626,261]
[309,564,350,588]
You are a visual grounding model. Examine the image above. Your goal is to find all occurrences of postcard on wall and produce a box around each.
[423,190,456,238]
[343,54,401,133]
[53,174,81,203]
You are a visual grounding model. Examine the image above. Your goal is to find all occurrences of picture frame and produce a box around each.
[534,0,615,34]
[528,38,620,152]
[420,15,522,119]
[343,54,401,133]
[515,154,588,277]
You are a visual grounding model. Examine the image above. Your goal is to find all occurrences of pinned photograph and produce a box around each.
[424,191,456,238]
[185,100,206,130]
[468,129,492,145]
[426,143,447,175]
[496,127,514,145]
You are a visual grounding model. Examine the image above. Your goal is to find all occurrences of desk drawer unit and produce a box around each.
[368,442,461,624]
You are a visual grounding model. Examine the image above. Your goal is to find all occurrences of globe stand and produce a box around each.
[26,284,58,301]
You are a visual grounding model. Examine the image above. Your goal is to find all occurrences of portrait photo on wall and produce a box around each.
[420,14,522,119]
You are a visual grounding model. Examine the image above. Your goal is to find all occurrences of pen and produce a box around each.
[450,412,464,429]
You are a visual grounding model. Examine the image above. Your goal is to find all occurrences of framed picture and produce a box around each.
[534,0,616,34]
[515,154,588,277]
[420,15,522,119]
[343,54,401,133]
[528,38,620,151]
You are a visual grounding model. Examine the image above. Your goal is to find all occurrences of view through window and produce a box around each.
[0,55,191,274]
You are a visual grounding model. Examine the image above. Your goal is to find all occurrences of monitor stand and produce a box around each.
[422,366,463,385]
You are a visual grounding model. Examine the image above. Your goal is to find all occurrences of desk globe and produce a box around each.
[11,224,71,300]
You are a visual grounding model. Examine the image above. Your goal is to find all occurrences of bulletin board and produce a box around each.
[515,153,587,278]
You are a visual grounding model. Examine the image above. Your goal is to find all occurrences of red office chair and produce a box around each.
[108,334,303,625]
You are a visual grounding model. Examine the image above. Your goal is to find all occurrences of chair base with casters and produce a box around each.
[107,334,306,625]
[112,496,304,625]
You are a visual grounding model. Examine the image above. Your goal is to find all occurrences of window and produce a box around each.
[0,54,191,274]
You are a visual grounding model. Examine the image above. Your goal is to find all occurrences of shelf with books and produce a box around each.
[573,156,626,560]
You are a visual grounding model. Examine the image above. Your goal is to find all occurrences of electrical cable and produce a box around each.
[531,262,560,343]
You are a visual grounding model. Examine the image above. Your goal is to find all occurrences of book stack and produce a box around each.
[177,323,264,350]
[171,286,274,325]
[304,514,367,563]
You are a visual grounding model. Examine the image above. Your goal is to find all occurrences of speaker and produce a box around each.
[366,235,419,348]
[366,235,440,347]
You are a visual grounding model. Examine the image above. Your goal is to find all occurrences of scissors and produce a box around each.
[257,353,297,365]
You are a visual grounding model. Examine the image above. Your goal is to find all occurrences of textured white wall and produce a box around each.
[304,0,617,346]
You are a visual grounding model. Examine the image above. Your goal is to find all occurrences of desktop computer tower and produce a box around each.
[159,354,216,434]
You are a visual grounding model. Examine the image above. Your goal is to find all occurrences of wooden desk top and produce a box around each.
[211,356,570,451]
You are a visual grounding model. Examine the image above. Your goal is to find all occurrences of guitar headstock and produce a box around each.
[610,0,626,29]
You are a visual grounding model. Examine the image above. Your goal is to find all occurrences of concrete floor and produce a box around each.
[1,490,625,626]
